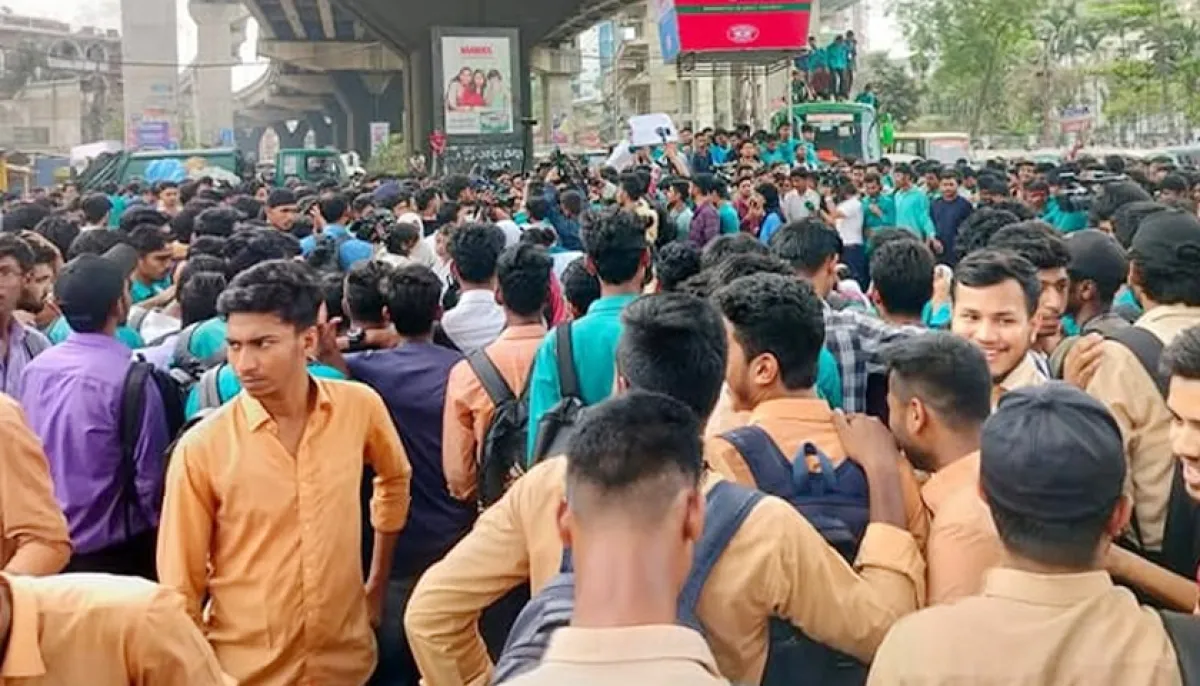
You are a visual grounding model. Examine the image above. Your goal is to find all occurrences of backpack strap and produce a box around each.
[720,425,794,496]
[554,323,580,400]
[127,307,149,332]
[493,573,576,685]
[172,323,201,368]
[118,362,150,539]
[676,481,765,633]
[467,349,515,407]
[1107,326,1168,399]
[1159,610,1200,685]
[197,365,224,410]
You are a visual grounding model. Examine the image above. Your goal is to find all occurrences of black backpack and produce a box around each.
[168,323,227,390]
[117,360,188,538]
[1107,327,1200,578]
[720,425,871,686]
[467,350,530,508]
[530,324,586,462]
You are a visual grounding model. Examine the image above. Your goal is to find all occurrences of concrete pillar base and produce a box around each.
[274,121,310,149]
[332,71,404,160]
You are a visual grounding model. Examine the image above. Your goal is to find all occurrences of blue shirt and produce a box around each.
[893,187,936,239]
[758,212,785,245]
[801,140,820,169]
[718,202,740,235]
[827,41,850,70]
[526,294,638,459]
[46,316,144,350]
[760,146,788,167]
[710,145,730,165]
[299,224,374,271]
[930,195,974,255]
[348,342,475,575]
[130,276,172,305]
[183,361,346,418]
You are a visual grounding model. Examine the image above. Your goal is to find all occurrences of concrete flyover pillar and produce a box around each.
[189,0,246,147]
[274,120,311,149]
[121,0,180,148]
[530,46,581,148]
[306,112,334,148]
[332,72,404,161]
[236,126,266,161]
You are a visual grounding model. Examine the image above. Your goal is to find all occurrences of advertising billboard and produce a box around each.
[657,0,811,60]
[437,34,515,136]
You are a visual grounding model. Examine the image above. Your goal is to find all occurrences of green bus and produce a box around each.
[771,102,882,163]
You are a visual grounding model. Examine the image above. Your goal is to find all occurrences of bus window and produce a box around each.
[927,139,970,165]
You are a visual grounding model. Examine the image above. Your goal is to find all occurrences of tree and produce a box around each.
[859,52,924,126]
[0,41,46,98]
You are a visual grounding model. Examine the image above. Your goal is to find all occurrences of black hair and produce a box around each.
[415,186,440,213]
[223,228,302,279]
[618,293,727,420]
[0,234,34,271]
[66,228,122,260]
[565,391,705,512]
[870,239,935,318]
[33,215,80,260]
[318,192,349,223]
[618,172,646,201]
[449,222,505,284]
[526,196,551,222]
[385,264,443,336]
[179,271,228,327]
[320,272,345,324]
[1160,173,1189,194]
[1113,201,1169,248]
[956,208,1021,260]
[229,195,263,221]
[987,220,1070,271]
[126,225,170,256]
[692,173,720,197]
[711,252,792,288]
[1129,211,1200,307]
[1,202,50,233]
[562,257,601,316]
[81,194,112,224]
[713,273,825,390]
[986,199,1035,222]
[118,208,169,234]
[22,232,59,267]
[769,219,843,274]
[700,232,769,272]
[655,242,702,292]
[869,227,921,251]
[561,190,585,217]
[352,193,376,215]
[581,208,648,286]
[384,222,421,257]
[187,235,227,259]
[988,495,1115,569]
[344,260,393,325]
[883,333,992,429]
[177,254,226,289]
[497,243,552,317]
[1090,181,1153,223]
[952,249,1042,317]
[1164,325,1200,380]
[217,259,323,329]
[442,175,472,202]
[194,207,240,238]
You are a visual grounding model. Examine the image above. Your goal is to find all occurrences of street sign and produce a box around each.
[430,130,447,155]
[1059,106,1094,134]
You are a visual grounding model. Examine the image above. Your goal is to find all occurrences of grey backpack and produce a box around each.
[491,481,763,684]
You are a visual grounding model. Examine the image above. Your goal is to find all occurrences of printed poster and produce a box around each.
[440,35,515,136]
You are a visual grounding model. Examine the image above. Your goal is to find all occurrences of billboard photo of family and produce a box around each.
[440,35,514,136]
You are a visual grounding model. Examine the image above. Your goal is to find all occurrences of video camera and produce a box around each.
[1053,169,1129,214]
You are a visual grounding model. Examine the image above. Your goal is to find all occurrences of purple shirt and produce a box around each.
[689,201,720,249]
[347,342,475,577]
[0,317,49,398]
[19,332,170,554]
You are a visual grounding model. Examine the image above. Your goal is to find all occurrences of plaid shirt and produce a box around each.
[824,304,923,413]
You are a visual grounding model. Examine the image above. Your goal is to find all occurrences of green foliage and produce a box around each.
[859,52,924,126]
[367,134,409,175]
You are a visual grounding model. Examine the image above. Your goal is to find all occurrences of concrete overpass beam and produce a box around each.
[263,94,329,112]
[275,73,335,95]
[258,40,404,72]
[273,120,311,149]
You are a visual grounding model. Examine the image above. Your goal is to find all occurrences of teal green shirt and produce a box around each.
[760,146,788,167]
[922,301,951,329]
[801,140,820,169]
[526,294,638,460]
[862,194,896,233]
[1041,197,1088,233]
[184,362,346,418]
[718,202,740,235]
[816,347,843,410]
[184,318,228,361]
[808,47,828,69]
[855,92,878,108]
[827,42,850,70]
[130,277,173,305]
[893,187,936,239]
[45,316,144,350]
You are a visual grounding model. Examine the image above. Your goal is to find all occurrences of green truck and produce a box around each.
[78,147,349,190]
[771,102,882,163]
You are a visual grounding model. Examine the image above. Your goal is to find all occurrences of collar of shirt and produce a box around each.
[64,330,131,354]
[323,224,348,238]
[983,567,1115,608]
[456,289,498,307]
[585,293,639,317]
[542,624,723,677]
[0,576,46,679]
[996,352,1046,398]
[239,377,335,432]
[921,451,980,514]
[3,316,29,346]
[748,396,833,427]
[1136,303,1200,329]
[496,322,548,343]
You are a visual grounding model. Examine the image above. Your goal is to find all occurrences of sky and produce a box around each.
[0,0,267,88]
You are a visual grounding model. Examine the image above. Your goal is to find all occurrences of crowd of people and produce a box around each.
[0,137,1199,686]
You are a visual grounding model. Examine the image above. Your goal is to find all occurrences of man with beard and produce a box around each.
[950,249,1048,407]
[0,234,50,398]
[16,231,63,332]
[881,333,1001,604]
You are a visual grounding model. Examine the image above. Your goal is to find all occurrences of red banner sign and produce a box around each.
[660,0,811,57]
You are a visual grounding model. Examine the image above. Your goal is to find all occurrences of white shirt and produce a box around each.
[551,250,584,279]
[497,219,524,248]
[782,188,822,223]
[440,288,505,353]
[835,196,865,246]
